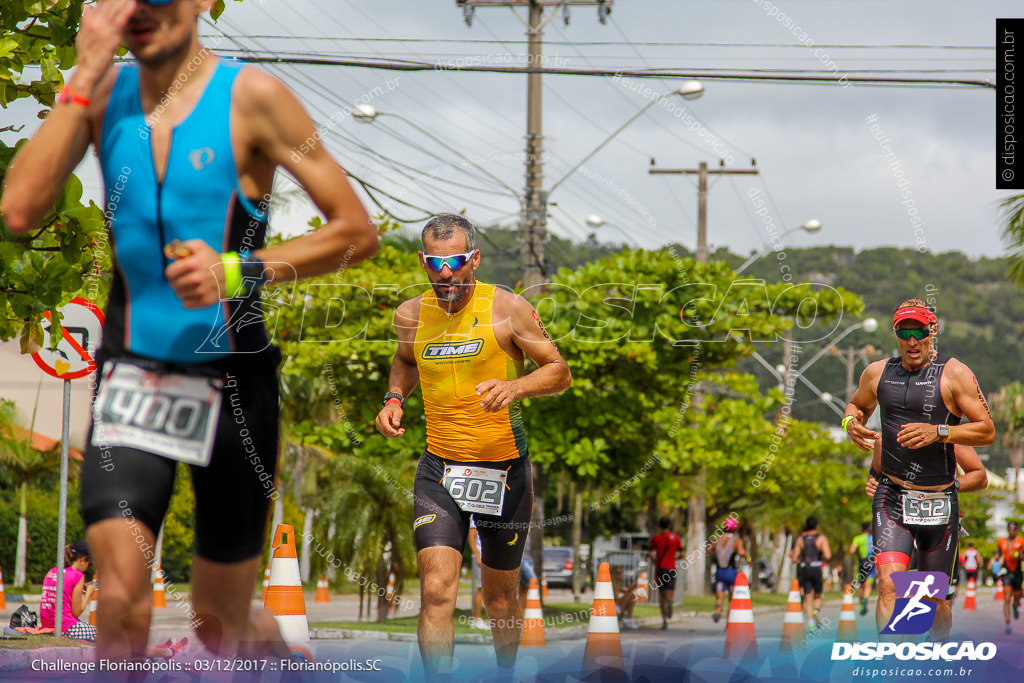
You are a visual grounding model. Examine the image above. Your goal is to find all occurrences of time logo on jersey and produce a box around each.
[422,339,484,360]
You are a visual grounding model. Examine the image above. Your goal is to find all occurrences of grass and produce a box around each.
[0,635,93,651]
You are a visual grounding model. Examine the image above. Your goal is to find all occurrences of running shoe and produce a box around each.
[471,618,490,630]
[712,611,721,624]
[1006,624,1013,635]
[624,618,639,630]
[667,604,673,619]
[167,637,190,660]
[1014,605,1020,621]
[660,621,668,631]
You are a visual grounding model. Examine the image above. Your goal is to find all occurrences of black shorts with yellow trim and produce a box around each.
[412,450,533,571]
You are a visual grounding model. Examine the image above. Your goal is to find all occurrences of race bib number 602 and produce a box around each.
[92,362,223,467]
[442,465,507,516]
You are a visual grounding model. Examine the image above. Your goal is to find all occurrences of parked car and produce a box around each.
[542,546,588,590]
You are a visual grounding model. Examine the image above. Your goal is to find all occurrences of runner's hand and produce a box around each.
[164,240,227,309]
[845,410,880,452]
[375,404,405,438]
[897,422,941,449]
[74,0,137,93]
[865,475,878,497]
[476,378,519,412]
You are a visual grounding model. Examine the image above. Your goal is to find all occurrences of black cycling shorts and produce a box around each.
[81,348,281,563]
[412,451,533,571]
[1002,568,1024,592]
[657,568,677,592]
[797,565,824,595]
[872,475,960,596]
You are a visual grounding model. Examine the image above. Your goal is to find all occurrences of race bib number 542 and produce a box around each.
[92,362,223,467]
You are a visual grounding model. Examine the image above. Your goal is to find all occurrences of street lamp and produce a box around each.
[734,220,824,275]
[548,82,704,195]
[584,214,640,247]
[796,317,878,377]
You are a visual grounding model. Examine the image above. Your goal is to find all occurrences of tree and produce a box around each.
[0,397,64,586]
[991,382,1024,504]
[999,193,1024,288]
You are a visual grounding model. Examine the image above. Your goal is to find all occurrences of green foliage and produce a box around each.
[0,479,84,588]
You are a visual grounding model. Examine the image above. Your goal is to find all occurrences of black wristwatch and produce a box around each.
[382,392,405,408]
[239,252,268,292]
[954,479,961,491]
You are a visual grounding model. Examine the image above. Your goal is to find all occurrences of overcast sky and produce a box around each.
[6,0,1017,260]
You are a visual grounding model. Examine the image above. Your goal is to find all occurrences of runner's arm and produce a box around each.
[476,292,570,412]
[375,300,419,438]
[954,444,988,493]
[789,537,803,563]
[897,361,995,449]
[843,361,884,452]
[0,0,132,232]
[165,69,379,307]
[820,536,832,562]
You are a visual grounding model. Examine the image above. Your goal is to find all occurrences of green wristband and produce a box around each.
[841,415,855,432]
[221,252,243,298]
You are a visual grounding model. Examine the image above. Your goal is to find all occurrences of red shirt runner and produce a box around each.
[650,532,684,570]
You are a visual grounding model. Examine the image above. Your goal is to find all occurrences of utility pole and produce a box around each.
[649,161,759,596]
[456,1,612,289]
[455,0,613,583]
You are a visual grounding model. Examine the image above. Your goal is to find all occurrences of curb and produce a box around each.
[0,646,92,673]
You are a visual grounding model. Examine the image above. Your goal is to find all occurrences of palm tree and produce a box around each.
[991,382,1024,503]
[0,396,64,587]
[999,193,1024,286]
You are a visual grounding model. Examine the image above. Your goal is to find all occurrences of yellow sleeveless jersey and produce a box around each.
[414,282,527,462]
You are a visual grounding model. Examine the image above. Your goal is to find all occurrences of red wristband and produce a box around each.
[384,398,402,408]
[58,85,91,107]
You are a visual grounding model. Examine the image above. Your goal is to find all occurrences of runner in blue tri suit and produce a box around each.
[2,0,378,663]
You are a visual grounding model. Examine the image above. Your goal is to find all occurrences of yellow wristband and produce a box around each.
[221,252,243,298]
[842,415,855,432]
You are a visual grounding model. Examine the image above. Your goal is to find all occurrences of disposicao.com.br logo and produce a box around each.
[831,571,996,662]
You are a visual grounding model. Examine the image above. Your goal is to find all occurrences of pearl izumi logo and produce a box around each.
[831,570,996,663]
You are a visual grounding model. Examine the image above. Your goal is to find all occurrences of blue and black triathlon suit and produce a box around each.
[797,533,824,596]
[872,353,960,597]
[80,60,280,562]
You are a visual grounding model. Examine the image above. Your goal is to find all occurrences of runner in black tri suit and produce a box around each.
[790,516,831,630]
[842,298,994,639]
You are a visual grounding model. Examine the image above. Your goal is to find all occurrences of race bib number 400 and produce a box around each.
[901,490,952,526]
[442,465,507,516]
[92,362,223,467]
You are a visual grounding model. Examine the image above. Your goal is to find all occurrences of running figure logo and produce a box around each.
[883,571,950,635]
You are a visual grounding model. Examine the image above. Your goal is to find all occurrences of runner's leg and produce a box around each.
[418,547,462,682]
[481,564,522,668]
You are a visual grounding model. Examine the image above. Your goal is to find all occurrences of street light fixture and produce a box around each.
[548,82,704,195]
[734,220,824,275]
[584,214,640,247]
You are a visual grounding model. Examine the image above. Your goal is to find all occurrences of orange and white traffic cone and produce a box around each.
[963,578,977,610]
[836,584,858,642]
[152,566,167,609]
[315,575,330,604]
[634,570,649,603]
[88,571,99,626]
[521,577,546,648]
[582,562,626,681]
[995,582,1004,602]
[779,579,804,652]
[262,563,271,602]
[0,563,6,609]
[264,524,311,651]
[723,572,757,660]
[541,574,549,599]
[386,570,396,611]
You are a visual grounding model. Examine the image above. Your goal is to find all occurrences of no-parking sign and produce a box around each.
[30,297,104,380]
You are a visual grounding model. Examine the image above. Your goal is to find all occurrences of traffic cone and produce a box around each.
[542,574,549,599]
[723,572,757,660]
[0,563,6,609]
[963,578,977,610]
[995,582,1005,602]
[836,584,858,642]
[262,563,271,601]
[152,566,167,609]
[521,577,546,648]
[315,575,330,604]
[582,562,626,680]
[386,569,396,611]
[264,524,311,647]
[89,572,98,626]
[634,569,649,602]
[779,579,804,652]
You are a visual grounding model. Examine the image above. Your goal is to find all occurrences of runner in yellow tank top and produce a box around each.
[375,215,570,682]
